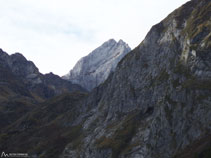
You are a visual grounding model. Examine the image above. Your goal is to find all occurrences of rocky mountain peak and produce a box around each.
[63,39,131,91]
[11,52,27,61]
[8,53,39,78]
[0,49,10,67]
[118,39,126,44]
[0,49,86,99]
[60,0,211,157]
[104,38,116,45]
[0,48,9,56]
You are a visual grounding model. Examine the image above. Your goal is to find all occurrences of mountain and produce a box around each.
[0,0,211,158]
[63,39,131,91]
[0,92,88,158]
[0,49,85,134]
[59,0,210,157]
[0,49,85,100]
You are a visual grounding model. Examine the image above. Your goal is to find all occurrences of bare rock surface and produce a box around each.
[64,39,131,91]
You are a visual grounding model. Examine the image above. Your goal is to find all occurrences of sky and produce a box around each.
[0,0,190,76]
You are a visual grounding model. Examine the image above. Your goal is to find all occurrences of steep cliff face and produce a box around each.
[64,39,131,91]
[61,0,211,157]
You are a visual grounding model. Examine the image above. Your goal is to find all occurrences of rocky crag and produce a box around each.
[0,49,85,135]
[0,49,85,100]
[61,0,211,157]
[63,39,131,91]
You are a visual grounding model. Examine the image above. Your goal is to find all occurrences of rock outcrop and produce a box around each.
[0,49,85,99]
[0,49,86,137]
[64,39,131,91]
[61,0,211,157]
[0,51,88,158]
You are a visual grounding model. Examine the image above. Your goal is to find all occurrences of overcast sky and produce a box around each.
[0,0,190,76]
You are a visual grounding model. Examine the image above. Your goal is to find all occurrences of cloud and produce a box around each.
[0,0,190,76]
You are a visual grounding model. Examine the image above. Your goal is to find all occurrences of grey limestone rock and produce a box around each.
[63,39,131,91]
[61,0,211,157]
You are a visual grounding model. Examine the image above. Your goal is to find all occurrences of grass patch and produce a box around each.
[183,2,211,41]
[182,79,211,90]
